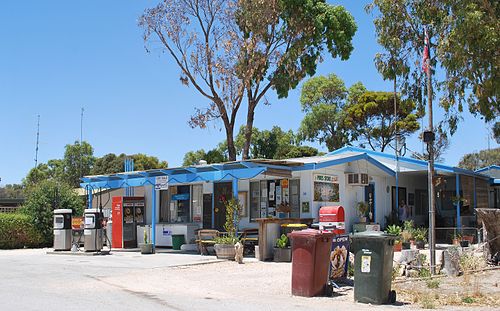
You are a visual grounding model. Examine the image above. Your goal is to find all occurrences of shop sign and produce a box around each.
[329,234,350,281]
[162,229,172,236]
[314,174,338,183]
[172,193,190,201]
[155,176,169,190]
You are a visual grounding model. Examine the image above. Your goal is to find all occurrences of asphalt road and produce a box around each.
[0,248,497,311]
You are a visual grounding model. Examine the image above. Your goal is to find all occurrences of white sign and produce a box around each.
[155,176,169,190]
[313,174,338,183]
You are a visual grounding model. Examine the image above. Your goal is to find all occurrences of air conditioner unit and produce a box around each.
[346,173,369,186]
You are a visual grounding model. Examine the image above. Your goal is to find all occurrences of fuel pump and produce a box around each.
[53,209,72,251]
[84,208,104,252]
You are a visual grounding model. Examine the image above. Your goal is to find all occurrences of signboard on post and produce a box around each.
[155,176,169,190]
[329,234,350,281]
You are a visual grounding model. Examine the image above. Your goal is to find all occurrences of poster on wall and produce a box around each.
[301,202,310,213]
[314,182,340,202]
[276,186,282,205]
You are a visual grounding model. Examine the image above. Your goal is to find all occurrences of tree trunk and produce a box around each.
[242,100,256,160]
[476,208,500,258]
[225,124,237,161]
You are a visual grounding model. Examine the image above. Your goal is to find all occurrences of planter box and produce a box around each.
[274,247,292,262]
[140,243,153,254]
[214,244,236,260]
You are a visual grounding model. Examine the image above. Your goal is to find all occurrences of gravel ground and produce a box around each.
[0,249,498,311]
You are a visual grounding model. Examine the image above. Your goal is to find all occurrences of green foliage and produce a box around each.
[298,74,357,151]
[0,213,44,249]
[419,268,431,278]
[458,148,500,170]
[143,228,148,244]
[414,227,428,242]
[462,297,474,304]
[356,201,369,217]
[368,0,499,135]
[0,184,24,198]
[386,224,402,236]
[275,234,288,249]
[214,235,240,245]
[92,153,167,175]
[62,141,95,188]
[345,91,420,152]
[426,279,440,289]
[214,197,241,245]
[21,180,84,245]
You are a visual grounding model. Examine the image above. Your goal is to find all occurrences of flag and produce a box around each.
[422,27,430,73]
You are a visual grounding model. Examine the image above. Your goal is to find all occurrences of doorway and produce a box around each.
[392,186,407,222]
[202,194,212,229]
[214,182,233,231]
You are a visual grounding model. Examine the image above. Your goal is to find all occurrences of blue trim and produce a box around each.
[329,146,482,176]
[293,153,395,176]
[493,178,500,185]
[475,165,500,173]
[456,174,461,229]
[81,167,266,189]
[151,186,156,251]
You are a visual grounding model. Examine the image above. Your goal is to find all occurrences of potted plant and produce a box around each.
[214,198,241,260]
[413,227,428,249]
[356,201,369,223]
[386,224,402,252]
[140,228,153,254]
[401,220,414,249]
[273,234,292,262]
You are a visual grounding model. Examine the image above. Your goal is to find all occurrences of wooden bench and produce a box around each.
[195,229,219,255]
[240,228,259,255]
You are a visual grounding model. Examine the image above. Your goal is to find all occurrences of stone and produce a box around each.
[398,249,419,264]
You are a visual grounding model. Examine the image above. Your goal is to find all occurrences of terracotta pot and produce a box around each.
[393,242,402,252]
[462,235,474,244]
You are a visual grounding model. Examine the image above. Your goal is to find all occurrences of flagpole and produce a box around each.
[423,27,436,275]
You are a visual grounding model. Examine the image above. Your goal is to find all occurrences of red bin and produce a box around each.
[289,229,334,297]
[319,205,345,234]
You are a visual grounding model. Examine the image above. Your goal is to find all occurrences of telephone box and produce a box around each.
[111,196,145,248]
[319,206,345,235]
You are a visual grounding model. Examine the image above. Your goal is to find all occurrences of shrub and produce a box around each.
[21,180,84,245]
[0,213,44,249]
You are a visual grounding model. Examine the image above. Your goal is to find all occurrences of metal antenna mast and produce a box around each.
[80,107,84,143]
[34,115,40,168]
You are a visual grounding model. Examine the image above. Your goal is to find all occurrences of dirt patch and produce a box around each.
[394,269,500,309]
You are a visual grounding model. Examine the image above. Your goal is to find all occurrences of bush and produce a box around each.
[21,180,84,245]
[0,213,44,249]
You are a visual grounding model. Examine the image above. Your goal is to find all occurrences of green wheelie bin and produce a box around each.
[351,231,396,304]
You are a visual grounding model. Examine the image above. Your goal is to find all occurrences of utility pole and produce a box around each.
[34,115,40,168]
[394,77,399,224]
[423,27,436,275]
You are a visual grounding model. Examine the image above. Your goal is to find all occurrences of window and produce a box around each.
[250,182,260,221]
[191,184,203,223]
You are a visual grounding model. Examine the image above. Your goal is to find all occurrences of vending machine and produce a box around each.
[111,196,145,248]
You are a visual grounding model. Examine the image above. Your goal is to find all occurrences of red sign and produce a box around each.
[112,196,123,248]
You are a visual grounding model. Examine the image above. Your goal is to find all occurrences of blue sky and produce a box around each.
[0,1,496,185]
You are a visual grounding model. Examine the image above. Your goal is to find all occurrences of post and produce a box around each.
[426,44,437,275]
[87,185,92,209]
[456,174,461,230]
[232,179,239,232]
[151,185,156,252]
[394,78,399,224]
